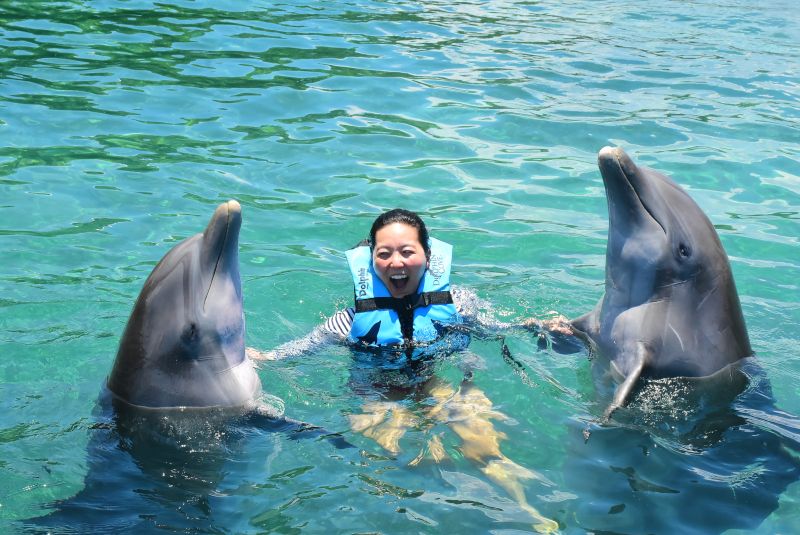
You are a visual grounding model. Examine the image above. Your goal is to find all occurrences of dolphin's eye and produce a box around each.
[183,323,198,341]
[678,243,691,258]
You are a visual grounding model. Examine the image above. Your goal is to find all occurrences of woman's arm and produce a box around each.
[450,286,582,353]
[246,308,354,361]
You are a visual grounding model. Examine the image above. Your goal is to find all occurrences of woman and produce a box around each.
[249,208,564,533]
[252,208,571,360]
[327,208,464,354]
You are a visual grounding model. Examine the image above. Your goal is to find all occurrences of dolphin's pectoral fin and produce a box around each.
[603,342,651,422]
[570,312,591,334]
[570,308,598,337]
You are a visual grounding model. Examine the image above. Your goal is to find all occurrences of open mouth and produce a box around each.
[389,273,409,292]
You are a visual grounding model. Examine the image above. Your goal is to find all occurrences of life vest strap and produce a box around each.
[354,290,453,313]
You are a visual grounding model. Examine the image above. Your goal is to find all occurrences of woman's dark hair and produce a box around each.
[369,208,430,257]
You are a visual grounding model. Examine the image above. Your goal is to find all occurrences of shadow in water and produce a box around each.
[21,391,347,534]
[564,358,800,534]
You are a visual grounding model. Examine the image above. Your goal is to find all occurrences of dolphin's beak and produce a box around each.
[598,146,637,214]
[202,200,241,260]
[598,146,662,233]
[598,146,640,177]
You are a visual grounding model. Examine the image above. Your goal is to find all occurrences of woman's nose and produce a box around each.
[389,252,403,267]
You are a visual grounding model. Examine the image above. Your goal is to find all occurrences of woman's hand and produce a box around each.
[540,313,573,335]
[246,347,279,361]
[522,313,573,336]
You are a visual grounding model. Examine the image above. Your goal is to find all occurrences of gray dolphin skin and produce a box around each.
[107,200,262,409]
[572,147,752,419]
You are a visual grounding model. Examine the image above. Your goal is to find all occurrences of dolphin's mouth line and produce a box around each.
[657,279,691,289]
[612,155,666,237]
[203,204,231,311]
[636,191,666,236]
[192,353,227,362]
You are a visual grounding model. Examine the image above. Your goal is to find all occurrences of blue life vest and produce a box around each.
[346,238,460,347]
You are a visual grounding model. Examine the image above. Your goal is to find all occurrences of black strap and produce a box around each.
[354,290,453,313]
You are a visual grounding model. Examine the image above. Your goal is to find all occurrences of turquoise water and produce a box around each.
[2,0,800,533]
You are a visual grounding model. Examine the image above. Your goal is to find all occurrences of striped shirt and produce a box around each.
[323,307,356,337]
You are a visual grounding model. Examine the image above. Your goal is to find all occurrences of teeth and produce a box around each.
[390,274,407,280]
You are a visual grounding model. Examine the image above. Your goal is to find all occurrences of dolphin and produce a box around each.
[571,147,752,419]
[106,199,350,443]
[107,199,262,410]
[24,200,349,533]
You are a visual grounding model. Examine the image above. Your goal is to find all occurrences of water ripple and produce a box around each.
[2,1,800,533]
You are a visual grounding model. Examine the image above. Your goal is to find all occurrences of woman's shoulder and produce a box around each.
[323,307,355,337]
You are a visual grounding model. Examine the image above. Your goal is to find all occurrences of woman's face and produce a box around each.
[372,222,428,298]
